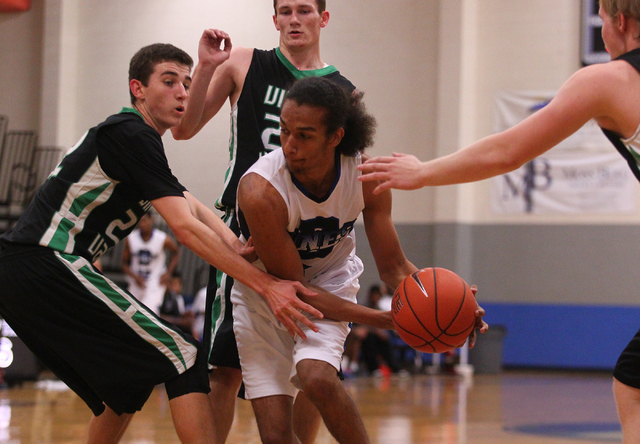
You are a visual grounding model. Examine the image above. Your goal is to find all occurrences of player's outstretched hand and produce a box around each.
[358,152,426,194]
[262,280,323,339]
[198,28,232,67]
[467,285,489,349]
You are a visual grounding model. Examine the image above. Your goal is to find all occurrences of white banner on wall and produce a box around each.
[491,91,637,214]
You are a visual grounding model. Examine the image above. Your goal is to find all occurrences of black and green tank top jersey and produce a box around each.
[602,47,640,181]
[215,47,356,212]
[0,108,186,263]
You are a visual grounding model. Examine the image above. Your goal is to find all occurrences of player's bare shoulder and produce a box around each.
[238,172,283,212]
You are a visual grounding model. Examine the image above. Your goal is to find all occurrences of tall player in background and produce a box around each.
[173,1,357,441]
[358,1,640,441]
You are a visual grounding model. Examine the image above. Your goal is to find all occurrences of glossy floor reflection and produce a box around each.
[0,370,621,443]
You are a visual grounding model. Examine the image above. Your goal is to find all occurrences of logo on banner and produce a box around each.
[492,92,636,214]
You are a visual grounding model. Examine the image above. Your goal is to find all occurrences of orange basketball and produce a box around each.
[391,268,477,353]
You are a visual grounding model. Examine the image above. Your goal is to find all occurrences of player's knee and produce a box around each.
[298,367,340,402]
[209,366,243,390]
[258,423,296,444]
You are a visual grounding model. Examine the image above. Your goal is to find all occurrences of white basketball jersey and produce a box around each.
[125,228,168,313]
[232,149,365,317]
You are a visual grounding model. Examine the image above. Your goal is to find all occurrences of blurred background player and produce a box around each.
[121,211,180,314]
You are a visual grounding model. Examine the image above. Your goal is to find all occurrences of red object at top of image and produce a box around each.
[0,0,30,13]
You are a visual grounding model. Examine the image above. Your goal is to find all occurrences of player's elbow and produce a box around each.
[171,126,193,141]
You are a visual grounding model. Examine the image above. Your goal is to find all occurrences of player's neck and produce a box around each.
[292,164,337,199]
[279,43,324,71]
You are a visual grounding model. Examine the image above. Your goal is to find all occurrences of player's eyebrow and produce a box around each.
[281,116,317,132]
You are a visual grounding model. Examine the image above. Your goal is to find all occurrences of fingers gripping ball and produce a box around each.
[392,268,477,353]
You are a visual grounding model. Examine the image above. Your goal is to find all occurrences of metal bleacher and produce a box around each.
[0,115,65,233]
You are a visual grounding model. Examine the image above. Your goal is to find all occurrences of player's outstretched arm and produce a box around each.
[152,194,320,339]
[359,63,614,194]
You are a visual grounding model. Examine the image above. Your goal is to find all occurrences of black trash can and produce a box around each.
[469,325,507,374]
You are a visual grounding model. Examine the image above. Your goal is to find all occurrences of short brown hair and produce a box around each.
[600,0,640,22]
[273,0,326,14]
[128,43,193,105]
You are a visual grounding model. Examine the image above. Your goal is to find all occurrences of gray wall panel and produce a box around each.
[355,223,640,307]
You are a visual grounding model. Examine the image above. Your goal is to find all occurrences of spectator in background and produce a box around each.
[160,272,196,336]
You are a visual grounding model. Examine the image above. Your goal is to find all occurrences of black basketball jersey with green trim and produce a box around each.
[1,108,186,263]
[215,47,355,211]
[601,48,640,181]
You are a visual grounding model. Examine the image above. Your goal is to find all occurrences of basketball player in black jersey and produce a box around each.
[359,1,640,441]
[0,36,320,444]
[173,1,366,442]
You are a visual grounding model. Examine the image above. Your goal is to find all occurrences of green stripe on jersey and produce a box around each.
[275,47,338,79]
[47,183,112,251]
[58,253,196,372]
[69,182,110,217]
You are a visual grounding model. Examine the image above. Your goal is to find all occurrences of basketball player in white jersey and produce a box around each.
[233,77,487,443]
[358,1,640,441]
[122,212,180,314]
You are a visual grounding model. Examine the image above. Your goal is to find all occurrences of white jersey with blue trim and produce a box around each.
[232,149,365,314]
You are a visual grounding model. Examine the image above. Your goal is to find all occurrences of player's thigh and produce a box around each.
[233,303,297,399]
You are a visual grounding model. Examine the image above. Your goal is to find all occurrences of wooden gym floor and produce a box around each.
[0,369,620,443]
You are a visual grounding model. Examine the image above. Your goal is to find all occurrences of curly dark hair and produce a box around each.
[283,76,377,157]
[128,43,193,105]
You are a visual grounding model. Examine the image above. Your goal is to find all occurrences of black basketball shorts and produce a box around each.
[0,245,208,416]
[614,328,640,389]
[206,210,242,370]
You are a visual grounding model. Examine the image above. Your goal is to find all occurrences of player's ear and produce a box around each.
[130,79,145,102]
[273,14,280,31]
[329,127,344,148]
[320,10,330,28]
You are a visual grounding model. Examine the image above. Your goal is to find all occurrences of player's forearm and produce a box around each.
[184,193,244,250]
[173,218,275,296]
[422,134,524,186]
[172,62,217,140]
[302,286,393,330]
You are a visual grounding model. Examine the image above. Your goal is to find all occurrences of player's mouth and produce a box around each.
[175,106,185,114]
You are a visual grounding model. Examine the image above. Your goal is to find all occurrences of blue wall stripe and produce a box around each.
[479,303,640,370]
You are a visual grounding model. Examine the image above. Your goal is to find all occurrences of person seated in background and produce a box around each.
[343,284,403,377]
[160,272,196,336]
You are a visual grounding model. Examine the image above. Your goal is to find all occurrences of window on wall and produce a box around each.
[581,0,609,65]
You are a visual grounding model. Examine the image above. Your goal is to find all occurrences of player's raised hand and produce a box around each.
[358,152,426,194]
[261,279,323,339]
[198,28,232,67]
